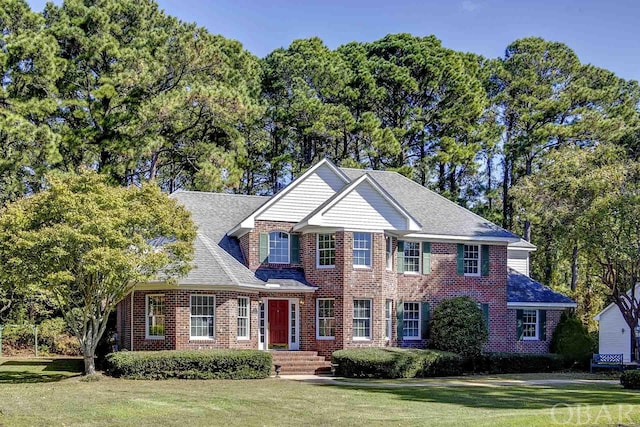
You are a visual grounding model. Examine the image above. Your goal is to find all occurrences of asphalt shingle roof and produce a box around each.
[339,168,518,239]
[170,191,314,290]
[507,269,575,305]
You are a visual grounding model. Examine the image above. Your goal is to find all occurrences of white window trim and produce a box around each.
[189,294,216,340]
[403,302,421,340]
[237,297,250,340]
[385,236,393,271]
[522,309,539,341]
[316,233,336,269]
[464,244,481,277]
[385,299,393,340]
[268,231,290,264]
[353,299,372,340]
[145,294,165,340]
[316,298,335,340]
[353,232,372,269]
[402,240,422,275]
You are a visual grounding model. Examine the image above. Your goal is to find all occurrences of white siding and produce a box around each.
[598,306,632,362]
[320,181,407,230]
[257,164,346,222]
[508,249,529,276]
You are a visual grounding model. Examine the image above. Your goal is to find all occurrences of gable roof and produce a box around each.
[340,168,519,241]
[228,159,350,236]
[594,284,640,320]
[293,173,421,232]
[507,268,576,308]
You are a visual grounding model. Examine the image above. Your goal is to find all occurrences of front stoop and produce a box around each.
[270,351,332,375]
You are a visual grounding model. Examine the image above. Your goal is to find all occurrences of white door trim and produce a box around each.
[261,297,300,351]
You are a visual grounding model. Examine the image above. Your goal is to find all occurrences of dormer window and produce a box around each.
[269,231,290,264]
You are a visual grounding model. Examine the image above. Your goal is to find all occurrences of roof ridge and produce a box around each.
[172,190,270,199]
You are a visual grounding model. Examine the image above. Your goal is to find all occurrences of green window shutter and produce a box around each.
[516,309,524,340]
[456,244,464,275]
[421,302,430,339]
[259,233,269,263]
[396,301,404,341]
[290,234,300,264]
[481,245,490,277]
[397,241,405,274]
[539,310,547,341]
[481,303,490,332]
[422,242,431,275]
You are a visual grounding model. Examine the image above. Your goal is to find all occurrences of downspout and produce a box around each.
[130,290,134,351]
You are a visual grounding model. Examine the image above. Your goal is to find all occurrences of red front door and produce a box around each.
[268,300,289,349]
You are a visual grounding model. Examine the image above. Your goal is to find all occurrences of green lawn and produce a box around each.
[0,358,639,426]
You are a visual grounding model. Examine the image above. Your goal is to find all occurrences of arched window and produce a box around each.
[269,231,290,263]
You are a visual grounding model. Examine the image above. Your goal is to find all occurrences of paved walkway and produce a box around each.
[278,375,619,388]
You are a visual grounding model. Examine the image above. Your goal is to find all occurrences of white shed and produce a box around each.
[594,285,640,363]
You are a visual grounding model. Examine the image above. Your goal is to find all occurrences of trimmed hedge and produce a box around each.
[474,352,565,374]
[621,370,640,389]
[331,348,463,378]
[105,350,272,379]
[430,296,488,358]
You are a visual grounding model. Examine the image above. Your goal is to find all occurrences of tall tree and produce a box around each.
[0,0,62,204]
[0,171,196,374]
[43,0,260,191]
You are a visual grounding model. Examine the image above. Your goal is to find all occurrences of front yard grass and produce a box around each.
[0,358,639,426]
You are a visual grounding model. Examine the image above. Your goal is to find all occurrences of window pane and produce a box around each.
[385,237,392,270]
[403,302,420,339]
[318,233,336,266]
[317,299,335,338]
[190,295,215,338]
[522,310,538,338]
[353,299,371,338]
[403,241,420,273]
[464,244,479,275]
[237,297,249,339]
[353,233,371,267]
[269,231,290,263]
[147,295,165,337]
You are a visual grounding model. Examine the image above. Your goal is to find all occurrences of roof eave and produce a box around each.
[507,302,577,309]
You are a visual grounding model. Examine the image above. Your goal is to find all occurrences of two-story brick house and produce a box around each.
[116,159,575,362]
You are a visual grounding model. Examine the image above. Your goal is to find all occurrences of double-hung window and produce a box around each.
[403,242,421,273]
[353,232,372,268]
[402,302,420,339]
[237,297,249,340]
[269,231,290,264]
[464,244,480,276]
[522,309,538,340]
[385,236,393,270]
[190,295,215,339]
[317,233,336,268]
[385,300,393,340]
[353,299,372,339]
[146,295,165,339]
[316,299,335,339]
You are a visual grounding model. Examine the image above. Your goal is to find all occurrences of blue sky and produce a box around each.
[27,0,640,82]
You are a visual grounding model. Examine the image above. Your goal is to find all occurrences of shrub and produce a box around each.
[550,312,595,369]
[621,370,640,389]
[1,324,35,353]
[429,296,488,358]
[39,318,80,356]
[331,348,463,378]
[475,352,565,374]
[105,350,272,379]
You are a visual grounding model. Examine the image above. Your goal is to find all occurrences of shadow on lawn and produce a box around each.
[318,383,640,410]
[0,359,83,384]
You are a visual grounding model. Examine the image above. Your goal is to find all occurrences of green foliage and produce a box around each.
[429,296,488,358]
[331,348,463,378]
[620,370,640,389]
[475,352,566,374]
[550,312,595,369]
[0,170,196,373]
[105,350,272,380]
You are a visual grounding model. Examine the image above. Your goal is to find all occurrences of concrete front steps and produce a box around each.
[270,351,332,375]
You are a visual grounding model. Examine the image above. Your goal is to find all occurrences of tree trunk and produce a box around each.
[83,349,96,375]
[502,156,511,229]
[571,244,579,292]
